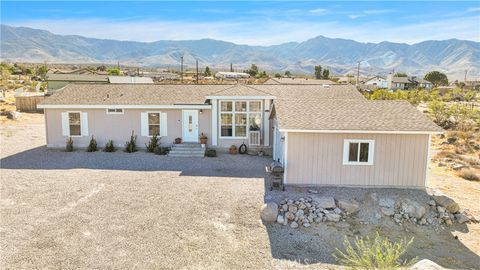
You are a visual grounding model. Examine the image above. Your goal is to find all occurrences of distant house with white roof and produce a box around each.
[215,72,250,79]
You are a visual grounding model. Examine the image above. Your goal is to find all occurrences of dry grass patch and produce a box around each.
[457,168,480,181]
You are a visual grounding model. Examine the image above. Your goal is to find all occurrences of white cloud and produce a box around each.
[467,7,480,12]
[309,8,328,15]
[348,9,394,19]
[5,14,480,45]
[348,14,364,19]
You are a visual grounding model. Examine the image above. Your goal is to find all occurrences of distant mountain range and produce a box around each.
[1,24,479,79]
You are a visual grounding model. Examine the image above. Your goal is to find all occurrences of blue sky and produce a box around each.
[2,1,479,45]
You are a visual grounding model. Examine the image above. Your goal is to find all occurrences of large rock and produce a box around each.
[409,259,445,270]
[261,202,278,223]
[276,215,285,224]
[455,213,470,224]
[337,199,360,214]
[380,207,395,216]
[325,213,341,222]
[400,199,426,219]
[7,111,21,120]
[378,197,396,209]
[313,196,336,209]
[432,195,460,213]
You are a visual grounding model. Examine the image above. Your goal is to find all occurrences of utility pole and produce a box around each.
[180,56,184,83]
[356,61,361,86]
[230,63,233,72]
[464,69,468,83]
[196,59,199,84]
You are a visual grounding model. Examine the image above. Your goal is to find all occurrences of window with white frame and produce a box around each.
[343,139,374,165]
[148,112,160,136]
[220,100,262,138]
[106,108,124,114]
[68,112,81,136]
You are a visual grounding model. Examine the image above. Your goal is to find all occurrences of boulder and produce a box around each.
[285,212,295,221]
[455,213,470,224]
[380,207,395,216]
[290,221,298,228]
[7,111,21,120]
[303,222,311,228]
[427,200,436,206]
[432,195,460,213]
[326,213,341,222]
[308,189,318,194]
[295,209,305,218]
[276,215,285,224]
[437,206,446,214]
[409,259,445,270]
[337,199,360,214]
[400,199,426,219]
[261,202,278,223]
[288,205,298,213]
[281,204,288,212]
[313,196,336,209]
[378,197,396,209]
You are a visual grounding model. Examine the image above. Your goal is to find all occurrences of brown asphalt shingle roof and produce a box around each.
[265,78,337,85]
[273,99,442,132]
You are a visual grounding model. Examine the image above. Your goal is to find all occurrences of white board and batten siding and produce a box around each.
[284,132,430,188]
[61,111,88,137]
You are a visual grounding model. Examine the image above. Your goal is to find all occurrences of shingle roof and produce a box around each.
[46,74,109,82]
[108,76,154,84]
[273,99,442,132]
[265,78,337,85]
[40,83,363,105]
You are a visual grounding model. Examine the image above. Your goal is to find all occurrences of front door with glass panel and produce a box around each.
[182,110,199,142]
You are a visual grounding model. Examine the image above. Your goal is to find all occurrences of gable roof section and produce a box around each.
[46,74,109,82]
[108,76,154,84]
[274,99,442,133]
[206,84,274,98]
[265,78,337,85]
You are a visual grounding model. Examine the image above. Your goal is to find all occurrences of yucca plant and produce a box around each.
[333,232,415,269]
[86,136,98,152]
[145,134,159,153]
[104,140,115,152]
[65,137,74,152]
[124,130,137,153]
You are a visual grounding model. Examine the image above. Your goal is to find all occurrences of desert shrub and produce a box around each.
[205,149,217,157]
[435,150,459,160]
[457,168,479,181]
[154,146,170,155]
[104,140,115,152]
[334,232,415,269]
[124,131,137,153]
[86,136,98,152]
[459,156,480,166]
[65,137,74,152]
[145,134,160,153]
[428,100,451,128]
[464,90,477,102]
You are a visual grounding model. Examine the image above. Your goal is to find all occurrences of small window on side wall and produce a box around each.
[106,108,124,114]
[68,112,81,136]
[343,139,374,165]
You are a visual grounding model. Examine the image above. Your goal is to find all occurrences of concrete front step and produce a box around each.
[168,152,205,157]
[168,143,205,157]
[169,149,205,153]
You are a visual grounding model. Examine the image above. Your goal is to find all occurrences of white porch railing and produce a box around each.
[249,130,261,146]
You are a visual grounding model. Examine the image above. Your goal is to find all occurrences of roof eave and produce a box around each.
[278,128,443,135]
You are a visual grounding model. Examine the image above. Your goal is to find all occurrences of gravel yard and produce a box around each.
[1,115,479,269]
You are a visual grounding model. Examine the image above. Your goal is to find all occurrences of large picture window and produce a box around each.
[220,100,262,138]
[68,112,81,136]
[343,139,374,165]
[148,112,160,136]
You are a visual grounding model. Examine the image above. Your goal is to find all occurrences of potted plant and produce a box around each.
[175,137,182,144]
[199,133,208,146]
[229,145,238,155]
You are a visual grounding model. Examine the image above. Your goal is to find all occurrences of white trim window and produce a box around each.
[141,111,167,137]
[148,112,161,136]
[106,108,124,114]
[343,139,375,165]
[219,100,262,139]
[68,112,82,136]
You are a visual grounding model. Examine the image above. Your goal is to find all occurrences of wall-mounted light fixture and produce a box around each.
[281,136,285,142]
[199,109,203,114]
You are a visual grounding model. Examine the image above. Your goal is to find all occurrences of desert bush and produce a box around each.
[154,146,170,155]
[435,150,459,160]
[104,140,116,152]
[65,137,74,152]
[86,136,98,152]
[459,156,480,166]
[124,131,137,153]
[428,100,451,128]
[205,148,217,157]
[334,232,415,269]
[145,134,160,153]
[457,168,480,181]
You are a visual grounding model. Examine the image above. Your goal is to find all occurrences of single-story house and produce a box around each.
[108,76,154,84]
[387,75,433,91]
[362,76,388,88]
[38,83,442,188]
[215,72,250,79]
[46,74,109,92]
[265,77,337,85]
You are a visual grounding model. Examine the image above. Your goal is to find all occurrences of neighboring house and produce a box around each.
[362,76,388,88]
[215,72,250,79]
[46,74,109,92]
[265,77,337,85]
[387,75,433,90]
[108,76,154,84]
[38,83,442,188]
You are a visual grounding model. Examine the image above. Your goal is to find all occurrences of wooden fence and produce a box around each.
[15,95,45,112]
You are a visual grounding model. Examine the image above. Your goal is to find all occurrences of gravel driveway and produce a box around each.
[1,117,479,269]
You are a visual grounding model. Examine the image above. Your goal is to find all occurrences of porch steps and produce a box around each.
[168,143,205,157]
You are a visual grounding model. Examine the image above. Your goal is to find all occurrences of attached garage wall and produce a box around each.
[285,132,430,188]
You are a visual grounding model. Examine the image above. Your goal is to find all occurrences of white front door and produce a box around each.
[182,110,199,142]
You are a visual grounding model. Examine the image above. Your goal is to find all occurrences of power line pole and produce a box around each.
[180,56,184,83]
[356,61,361,86]
[196,59,199,84]
[464,69,468,83]
[230,63,233,72]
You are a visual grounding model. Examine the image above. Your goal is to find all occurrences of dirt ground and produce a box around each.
[1,114,479,269]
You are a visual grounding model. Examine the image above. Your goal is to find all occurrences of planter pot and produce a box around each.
[229,149,237,155]
[200,138,207,145]
[175,138,182,144]
[201,143,206,148]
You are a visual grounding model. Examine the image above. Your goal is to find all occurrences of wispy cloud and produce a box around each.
[309,8,328,15]
[348,9,394,19]
[467,7,480,12]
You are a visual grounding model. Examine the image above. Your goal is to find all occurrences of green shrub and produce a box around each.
[65,137,74,152]
[86,136,98,152]
[104,140,116,152]
[154,146,170,155]
[334,232,415,269]
[145,134,160,153]
[457,168,479,181]
[205,148,217,157]
[124,131,137,153]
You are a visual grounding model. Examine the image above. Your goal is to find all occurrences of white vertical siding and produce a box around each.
[285,133,430,188]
